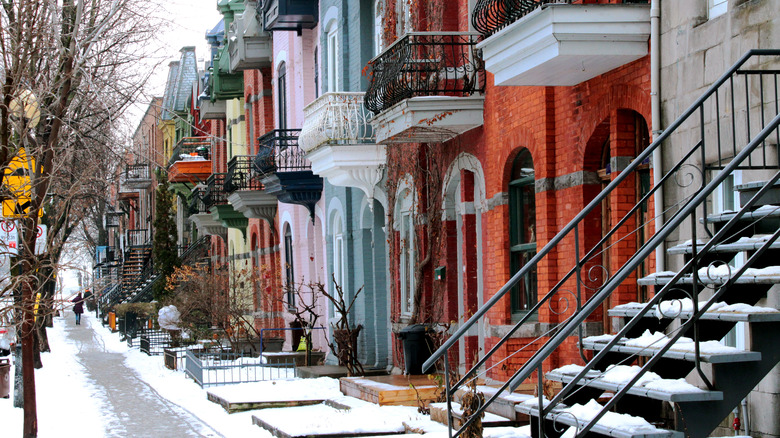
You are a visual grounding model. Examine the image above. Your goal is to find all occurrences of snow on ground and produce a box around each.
[3,312,536,437]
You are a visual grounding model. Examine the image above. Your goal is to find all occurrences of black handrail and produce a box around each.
[364,32,485,115]
[472,0,649,37]
[254,129,309,173]
[188,187,207,215]
[126,229,149,247]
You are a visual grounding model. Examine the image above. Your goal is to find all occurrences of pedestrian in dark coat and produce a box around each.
[72,292,85,325]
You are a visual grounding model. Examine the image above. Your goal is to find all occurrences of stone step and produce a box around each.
[609,302,780,322]
[583,339,761,363]
[429,401,517,427]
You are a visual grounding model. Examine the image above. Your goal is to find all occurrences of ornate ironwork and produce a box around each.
[125,163,150,181]
[254,129,308,174]
[300,92,374,151]
[364,32,485,115]
[126,229,149,247]
[472,0,649,37]
[225,155,263,193]
[188,187,207,215]
[203,173,228,210]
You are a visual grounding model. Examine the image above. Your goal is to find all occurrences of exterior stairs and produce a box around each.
[425,50,780,438]
[120,245,152,302]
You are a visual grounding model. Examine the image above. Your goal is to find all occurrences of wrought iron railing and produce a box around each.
[472,0,649,37]
[188,187,207,215]
[203,173,228,210]
[254,129,310,174]
[299,92,374,152]
[180,235,210,266]
[168,136,211,167]
[424,50,780,437]
[364,32,485,115]
[225,155,263,193]
[125,229,149,247]
[125,163,150,182]
[104,211,122,228]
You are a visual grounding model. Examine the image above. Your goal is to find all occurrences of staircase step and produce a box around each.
[667,236,780,254]
[514,399,682,438]
[546,368,722,403]
[638,267,780,285]
[583,339,761,363]
[455,385,532,423]
[735,180,780,207]
[429,402,517,427]
[609,302,780,322]
[705,204,780,223]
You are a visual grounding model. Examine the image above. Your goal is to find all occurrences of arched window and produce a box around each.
[277,62,288,130]
[314,47,319,98]
[395,182,415,316]
[332,212,345,291]
[509,149,536,314]
[326,24,339,92]
[283,224,295,308]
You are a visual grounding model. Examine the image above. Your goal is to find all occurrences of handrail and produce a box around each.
[422,48,780,374]
[427,48,780,438]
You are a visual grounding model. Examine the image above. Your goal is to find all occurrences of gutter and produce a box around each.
[651,0,664,271]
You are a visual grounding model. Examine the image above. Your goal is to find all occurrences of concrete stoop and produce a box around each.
[206,390,325,414]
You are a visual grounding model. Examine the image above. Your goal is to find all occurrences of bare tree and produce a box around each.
[1,1,159,435]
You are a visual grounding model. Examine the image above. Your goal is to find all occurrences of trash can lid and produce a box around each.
[399,324,429,333]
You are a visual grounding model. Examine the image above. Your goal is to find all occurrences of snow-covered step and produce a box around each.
[546,365,722,403]
[667,235,780,254]
[514,398,682,438]
[583,333,761,364]
[609,300,780,322]
[455,385,533,423]
[705,204,780,222]
[638,266,780,285]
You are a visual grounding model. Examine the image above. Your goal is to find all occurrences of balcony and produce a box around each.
[472,0,650,86]
[209,46,244,101]
[365,32,485,144]
[168,137,212,184]
[188,187,226,237]
[224,155,277,224]
[104,210,122,228]
[227,1,272,71]
[205,173,248,233]
[256,129,322,220]
[300,92,386,204]
[263,0,318,33]
[199,94,227,120]
[126,229,150,247]
[124,163,152,189]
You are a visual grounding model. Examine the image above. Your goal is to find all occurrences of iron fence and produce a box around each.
[364,32,485,115]
[139,329,173,355]
[185,349,296,387]
[225,155,263,193]
[254,129,309,174]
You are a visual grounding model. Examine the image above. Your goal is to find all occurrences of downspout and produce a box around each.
[651,0,664,271]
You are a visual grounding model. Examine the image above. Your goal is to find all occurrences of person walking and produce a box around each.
[72,292,85,325]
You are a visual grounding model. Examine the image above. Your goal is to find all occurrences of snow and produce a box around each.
[715,303,779,313]
[601,365,661,387]
[555,364,586,375]
[562,400,660,433]
[643,271,676,278]
[207,378,342,403]
[656,298,726,318]
[734,234,772,244]
[623,330,744,355]
[698,265,780,280]
[157,305,181,330]
[754,205,780,213]
[643,378,705,394]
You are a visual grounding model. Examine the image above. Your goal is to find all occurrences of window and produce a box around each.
[709,0,727,19]
[284,224,295,308]
[278,62,288,130]
[509,149,537,314]
[374,0,384,56]
[314,47,319,98]
[713,170,744,348]
[326,27,339,92]
[332,213,345,291]
[397,0,411,36]
[399,210,414,315]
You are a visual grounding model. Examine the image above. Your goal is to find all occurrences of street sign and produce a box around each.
[0,220,18,256]
[35,224,47,255]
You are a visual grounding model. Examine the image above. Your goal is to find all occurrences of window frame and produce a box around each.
[284,224,295,309]
[509,149,537,315]
[277,62,288,130]
[326,26,339,92]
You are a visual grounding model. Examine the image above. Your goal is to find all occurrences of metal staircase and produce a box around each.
[424,50,780,437]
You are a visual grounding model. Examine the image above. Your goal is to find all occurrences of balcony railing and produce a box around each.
[188,187,207,215]
[203,173,228,210]
[472,0,649,37]
[254,129,310,174]
[126,229,149,247]
[168,137,211,167]
[105,211,122,228]
[364,32,485,115]
[125,163,150,181]
[300,92,373,152]
[225,155,263,193]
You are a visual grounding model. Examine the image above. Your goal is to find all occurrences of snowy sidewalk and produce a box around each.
[62,309,223,437]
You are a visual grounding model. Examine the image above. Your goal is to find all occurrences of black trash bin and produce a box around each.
[398,324,433,375]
